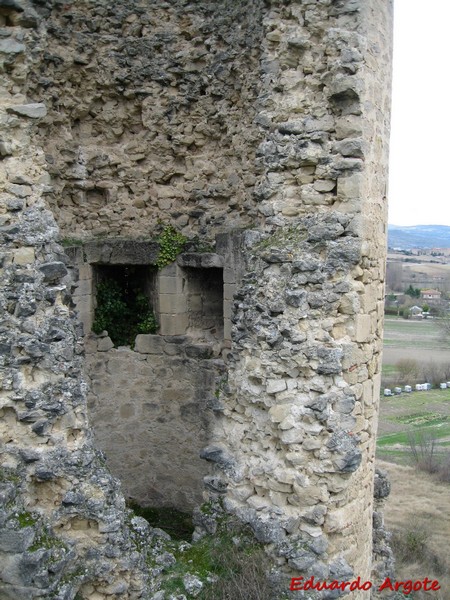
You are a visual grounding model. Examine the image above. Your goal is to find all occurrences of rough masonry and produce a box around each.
[0,0,393,599]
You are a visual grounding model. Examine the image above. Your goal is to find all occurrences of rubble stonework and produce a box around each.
[0,4,156,597]
[0,0,393,599]
[26,0,267,240]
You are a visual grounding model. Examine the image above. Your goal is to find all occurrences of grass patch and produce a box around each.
[382,317,450,352]
[384,318,440,337]
[16,512,37,528]
[161,520,274,600]
[377,387,450,470]
[378,424,450,448]
[376,448,413,466]
[389,412,449,427]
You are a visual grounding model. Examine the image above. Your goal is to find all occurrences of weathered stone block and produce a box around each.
[185,344,213,359]
[84,240,159,265]
[223,267,235,284]
[266,379,287,394]
[280,428,304,444]
[355,314,371,342]
[159,314,188,336]
[159,293,187,314]
[39,262,68,282]
[0,528,35,552]
[223,283,236,302]
[177,253,224,268]
[0,38,25,54]
[158,275,184,295]
[73,278,92,296]
[325,507,352,533]
[223,319,232,341]
[97,336,114,352]
[134,334,165,354]
[7,103,47,118]
[78,264,93,281]
[269,404,291,423]
[13,247,35,265]
[337,172,363,200]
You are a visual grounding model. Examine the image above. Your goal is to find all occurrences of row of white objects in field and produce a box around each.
[383,382,450,396]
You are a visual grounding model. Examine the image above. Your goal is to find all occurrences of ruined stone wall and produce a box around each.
[85,334,224,511]
[25,0,266,240]
[195,0,393,595]
[0,5,152,597]
[0,0,393,598]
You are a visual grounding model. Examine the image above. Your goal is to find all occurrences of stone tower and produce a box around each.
[0,0,392,598]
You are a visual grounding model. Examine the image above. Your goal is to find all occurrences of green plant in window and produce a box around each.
[92,279,157,346]
[135,293,158,335]
[156,225,187,269]
[92,280,129,343]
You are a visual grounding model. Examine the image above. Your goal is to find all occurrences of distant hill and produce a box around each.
[388,225,450,249]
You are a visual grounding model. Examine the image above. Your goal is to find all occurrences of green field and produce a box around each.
[378,317,450,462]
[383,317,446,349]
[377,389,450,461]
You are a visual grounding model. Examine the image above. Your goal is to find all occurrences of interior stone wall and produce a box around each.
[85,335,224,512]
[0,0,393,598]
[63,234,245,513]
[24,0,267,241]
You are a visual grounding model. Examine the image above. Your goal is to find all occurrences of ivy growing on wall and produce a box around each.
[156,225,187,269]
[92,271,157,347]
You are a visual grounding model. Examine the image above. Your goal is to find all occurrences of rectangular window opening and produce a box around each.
[92,264,157,347]
[184,267,224,342]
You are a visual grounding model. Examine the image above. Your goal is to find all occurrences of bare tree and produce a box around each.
[408,431,438,474]
[386,261,404,292]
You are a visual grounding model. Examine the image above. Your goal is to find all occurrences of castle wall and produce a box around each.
[0,5,152,597]
[85,335,223,511]
[194,0,393,594]
[0,0,393,598]
[25,0,267,240]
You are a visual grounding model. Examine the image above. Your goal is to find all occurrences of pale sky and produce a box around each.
[388,0,450,226]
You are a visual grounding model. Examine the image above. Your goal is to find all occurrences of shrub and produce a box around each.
[391,525,447,579]
[437,454,450,484]
[92,278,157,346]
[156,225,187,269]
[420,361,450,387]
[408,431,450,483]
[396,358,419,385]
[391,526,429,563]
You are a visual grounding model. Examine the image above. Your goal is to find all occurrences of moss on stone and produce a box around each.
[17,511,38,528]
[255,225,308,251]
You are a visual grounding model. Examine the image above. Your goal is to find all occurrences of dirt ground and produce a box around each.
[377,460,450,599]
